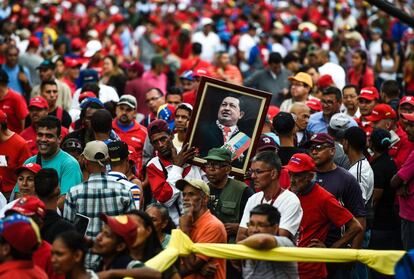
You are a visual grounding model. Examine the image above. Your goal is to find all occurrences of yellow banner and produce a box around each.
[145,229,405,275]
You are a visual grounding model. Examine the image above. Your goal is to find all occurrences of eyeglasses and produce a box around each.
[203,162,230,170]
[247,168,273,176]
[321,99,335,106]
[291,82,307,88]
[246,222,272,228]
[145,96,162,104]
[310,144,333,152]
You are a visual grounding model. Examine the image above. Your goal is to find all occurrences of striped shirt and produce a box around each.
[63,172,136,269]
[107,171,142,209]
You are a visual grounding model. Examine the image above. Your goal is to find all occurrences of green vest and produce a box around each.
[209,178,247,243]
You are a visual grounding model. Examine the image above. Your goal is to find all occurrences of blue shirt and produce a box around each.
[307,111,329,134]
[1,64,31,95]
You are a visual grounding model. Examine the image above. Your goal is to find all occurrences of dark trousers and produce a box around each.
[401,218,414,250]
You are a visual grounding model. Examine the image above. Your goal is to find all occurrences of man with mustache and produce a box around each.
[112,95,147,172]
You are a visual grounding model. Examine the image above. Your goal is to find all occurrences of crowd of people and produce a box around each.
[0,0,413,278]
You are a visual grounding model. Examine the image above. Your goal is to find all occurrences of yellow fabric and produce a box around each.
[145,229,405,275]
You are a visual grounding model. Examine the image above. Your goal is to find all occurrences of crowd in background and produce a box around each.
[0,0,413,278]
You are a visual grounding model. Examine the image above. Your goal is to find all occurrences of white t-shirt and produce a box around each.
[349,158,374,204]
[318,62,346,90]
[192,31,221,62]
[240,190,303,237]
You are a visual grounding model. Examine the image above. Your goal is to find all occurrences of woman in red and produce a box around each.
[348,49,374,91]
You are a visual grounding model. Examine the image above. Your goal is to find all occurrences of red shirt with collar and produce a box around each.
[0,260,48,279]
[0,88,29,133]
[112,119,147,172]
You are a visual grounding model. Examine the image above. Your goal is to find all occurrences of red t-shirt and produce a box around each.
[296,183,353,279]
[0,88,29,133]
[389,126,414,169]
[182,90,197,106]
[347,67,375,89]
[0,133,31,192]
[20,125,69,156]
[112,119,148,172]
[0,260,48,279]
[178,57,212,75]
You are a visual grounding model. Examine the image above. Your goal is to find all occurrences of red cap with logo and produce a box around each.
[7,196,46,219]
[366,104,397,122]
[306,99,322,112]
[100,214,139,247]
[317,75,334,89]
[29,96,49,109]
[358,87,380,101]
[401,113,414,122]
[193,68,211,78]
[400,96,414,106]
[65,58,82,68]
[15,163,42,175]
[285,153,315,173]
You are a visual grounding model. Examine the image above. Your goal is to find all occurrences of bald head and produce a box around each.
[290,102,310,131]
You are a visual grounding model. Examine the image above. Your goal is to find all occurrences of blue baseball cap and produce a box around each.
[180,70,195,81]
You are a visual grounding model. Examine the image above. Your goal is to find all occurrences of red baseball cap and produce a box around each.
[28,36,40,48]
[317,75,334,89]
[29,96,49,109]
[306,99,322,112]
[358,87,380,101]
[15,163,42,175]
[267,105,280,123]
[71,38,83,50]
[100,214,139,247]
[7,196,46,219]
[365,104,397,122]
[65,58,82,68]
[78,91,97,103]
[285,153,315,173]
[0,110,7,123]
[193,68,211,78]
[400,96,414,106]
[401,113,414,122]
[153,37,168,49]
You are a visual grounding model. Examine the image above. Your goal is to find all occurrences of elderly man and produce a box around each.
[290,102,312,148]
[177,178,227,279]
[194,95,251,168]
[286,153,362,279]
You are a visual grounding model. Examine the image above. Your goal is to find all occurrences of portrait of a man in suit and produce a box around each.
[194,94,251,168]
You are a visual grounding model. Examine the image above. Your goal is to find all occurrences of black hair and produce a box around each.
[0,236,33,260]
[104,55,118,67]
[222,94,246,113]
[175,103,192,117]
[343,126,366,152]
[353,49,368,91]
[146,87,164,97]
[323,86,342,101]
[0,122,7,131]
[166,87,183,97]
[381,39,395,56]
[250,204,281,225]
[127,210,162,261]
[268,52,282,64]
[299,65,318,73]
[192,42,202,55]
[35,168,59,199]
[381,80,399,98]
[0,68,9,85]
[342,84,359,95]
[37,116,61,137]
[371,128,392,153]
[40,80,58,92]
[146,203,176,234]
[272,111,295,135]
[104,100,117,118]
[91,109,112,134]
[81,83,100,98]
[55,231,88,265]
[251,150,282,173]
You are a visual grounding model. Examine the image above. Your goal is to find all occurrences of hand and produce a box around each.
[230,260,242,272]
[200,261,218,278]
[179,205,194,234]
[308,239,326,248]
[97,270,113,279]
[172,143,196,167]
[18,71,29,84]
[224,223,239,236]
[396,183,409,198]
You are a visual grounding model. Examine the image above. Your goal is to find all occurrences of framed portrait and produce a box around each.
[185,76,272,177]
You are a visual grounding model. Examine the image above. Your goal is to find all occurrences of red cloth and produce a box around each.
[0,88,29,133]
[347,67,375,89]
[171,41,192,59]
[178,57,212,75]
[389,126,414,169]
[0,133,31,192]
[0,260,48,279]
[182,90,197,106]
[124,77,152,115]
[33,241,63,279]
[112,119,148,172]
[296,184,353,279]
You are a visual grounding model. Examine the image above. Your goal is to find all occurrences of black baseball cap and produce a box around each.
[108,141,129,162]
[36,60,55,70]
